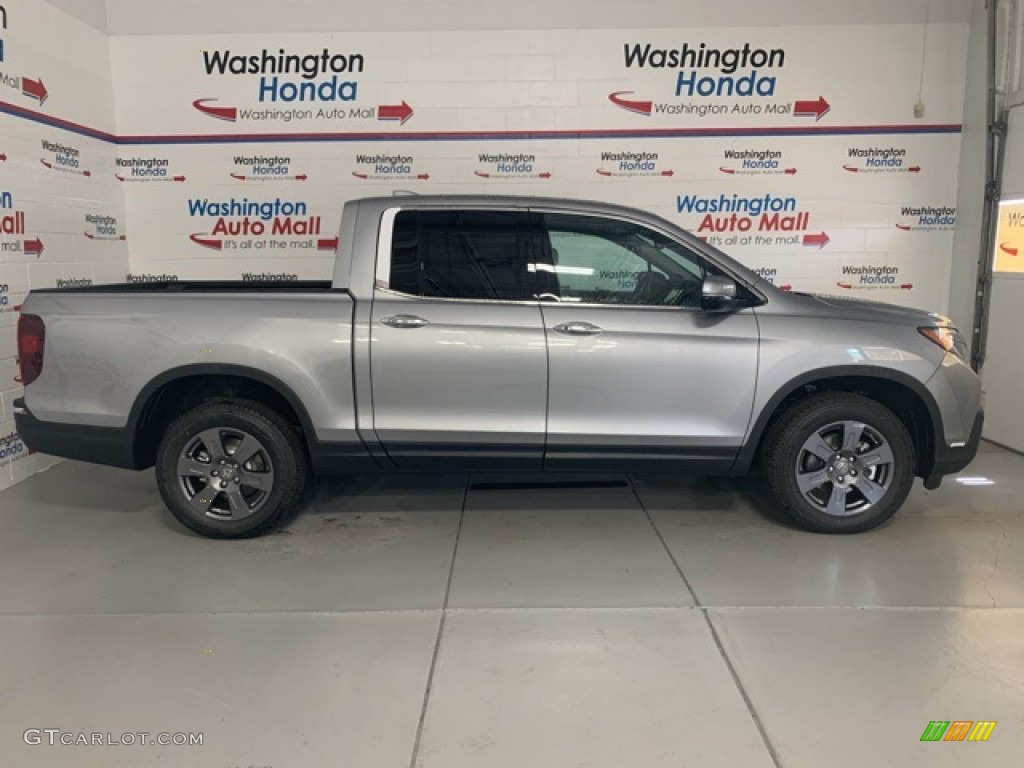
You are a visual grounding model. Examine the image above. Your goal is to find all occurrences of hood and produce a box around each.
[795,292,950,327]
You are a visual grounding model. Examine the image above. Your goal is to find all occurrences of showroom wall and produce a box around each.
[948,0,989,342]
[0,1,127,490]
[110,18,971,309]
[0,0,985,488]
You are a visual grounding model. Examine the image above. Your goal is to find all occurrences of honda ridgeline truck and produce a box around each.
[14,196,983,538]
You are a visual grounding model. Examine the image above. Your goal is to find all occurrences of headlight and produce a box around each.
[918,326,967,360]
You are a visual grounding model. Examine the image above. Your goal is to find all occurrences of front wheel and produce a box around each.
[155,400,308,538]
[761,393,916,533]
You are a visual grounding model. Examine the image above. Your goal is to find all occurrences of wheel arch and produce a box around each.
[127,364,317,469]
[734,365,943,479]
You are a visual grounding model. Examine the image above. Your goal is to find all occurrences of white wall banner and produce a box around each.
[105,24,968,309]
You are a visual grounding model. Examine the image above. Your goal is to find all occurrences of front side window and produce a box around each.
[536,213,707,307]
[389,210,534,301]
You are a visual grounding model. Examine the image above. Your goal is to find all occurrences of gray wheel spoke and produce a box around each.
[855,475,886,504]
[197,429,227,460]
[826,484,849,516]
[240,471,273,492]
[804,435,835,462]
[859,442,894,467]
[231,434,262,465]
[177,456,208,477]
[189,485,219,515]
[796,469,829,495]
[841,422,867,452]
[223,486,250,518]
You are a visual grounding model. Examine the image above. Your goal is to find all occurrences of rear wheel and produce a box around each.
[761,393,915,533]
[155,400,307,538]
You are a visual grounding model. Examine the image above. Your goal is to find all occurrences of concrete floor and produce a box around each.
[0,442,1022,767]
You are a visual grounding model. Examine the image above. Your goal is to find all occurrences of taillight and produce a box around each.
[16,314,45,386]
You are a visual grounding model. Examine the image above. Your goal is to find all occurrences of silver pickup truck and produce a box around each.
[14,195,983,538]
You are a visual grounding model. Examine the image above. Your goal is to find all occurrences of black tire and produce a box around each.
[155,399,308,538]
[761,392,915,533]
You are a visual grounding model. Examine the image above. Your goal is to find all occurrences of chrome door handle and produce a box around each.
[553,321,603,336]
[380,314,429,329]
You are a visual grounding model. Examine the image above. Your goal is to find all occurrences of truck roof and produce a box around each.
[349,194,665,219]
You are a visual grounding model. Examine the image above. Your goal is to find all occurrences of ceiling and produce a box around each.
[44,0,978,36]
[44,0,108,32]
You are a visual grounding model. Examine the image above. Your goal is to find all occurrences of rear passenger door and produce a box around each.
[369,208,549,469]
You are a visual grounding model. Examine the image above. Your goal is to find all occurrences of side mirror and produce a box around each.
[701,275,739,312]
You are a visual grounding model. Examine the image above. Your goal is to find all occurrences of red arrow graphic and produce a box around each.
[189,233,223,251]
[538,172,552,179]
[661,170,674,177]
[317,237,339,251]
[908,166,921,173]
[475,171,491,178]
[900,284,914,290]
[1000,242,1020,257]
[192,98,238,122]
[40,159,52,170]
[596,169,613,177]
[895,223,913,231]
[295,174,308,181]
[116,174,126,182]
[608,91,653,116]
[0,154,7,162]
[837,282,853,290]
[22,77,48,105]
[779,284,793,292]
[842,165,860,173]
[417,173,430,180]
[174,175,186,182]
[84,232,95,240]
[230,173,247,181]
[352,172,369,180]
[802,232,830,248]
[784,168,798,175]
[793,95,830,120]
[24,238,44,257]
[82,170,91,177]
[719,167,737,175]
[378,101,414,125]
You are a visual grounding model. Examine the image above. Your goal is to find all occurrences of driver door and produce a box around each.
[533,211,760,471]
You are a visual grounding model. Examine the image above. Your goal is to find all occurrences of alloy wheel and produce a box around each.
[177,428,275,520]
[793,420,895,517]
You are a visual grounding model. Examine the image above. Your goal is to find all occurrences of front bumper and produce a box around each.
[13,398,138,469]
[924,409,984,489]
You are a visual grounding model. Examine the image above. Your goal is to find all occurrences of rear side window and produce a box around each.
[389,210,534,301]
